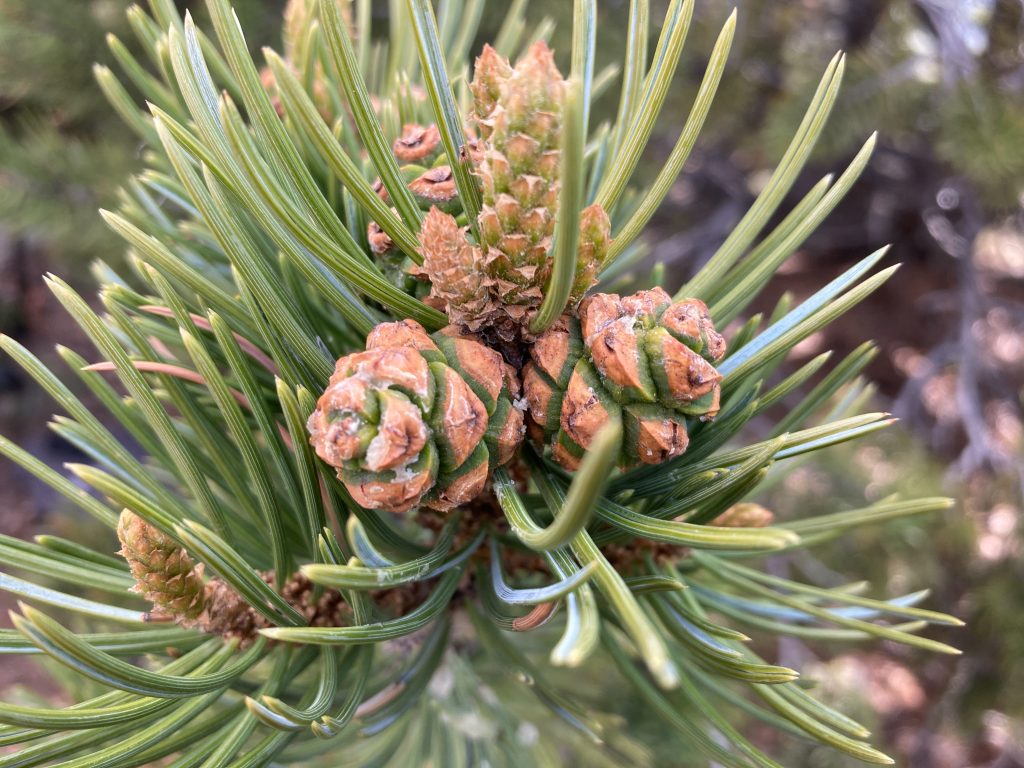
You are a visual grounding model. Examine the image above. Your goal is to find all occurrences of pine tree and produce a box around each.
[0,1,960,765]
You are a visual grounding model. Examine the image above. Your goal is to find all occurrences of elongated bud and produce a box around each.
[283,0,353,61]
[117,511,206,621]
[417,42,608,344]
[470,45,513,135]
[259,67,285,118]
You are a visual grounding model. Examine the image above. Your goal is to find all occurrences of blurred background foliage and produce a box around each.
[0,0,1022,765]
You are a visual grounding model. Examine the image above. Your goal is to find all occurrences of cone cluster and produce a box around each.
[308,320,525,513]
[310,44,728,514]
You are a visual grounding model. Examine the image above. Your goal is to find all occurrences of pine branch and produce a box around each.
[0,1,958,765]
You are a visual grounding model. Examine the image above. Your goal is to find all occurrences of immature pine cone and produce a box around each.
[522,288,726,470]
[417,42,611,344]
[117,511,206,622]
[308,320,525,513]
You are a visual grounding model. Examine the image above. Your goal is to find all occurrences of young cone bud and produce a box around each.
[308,320,525,513]
[522,288,727,470]
[416,207,488,316]
[117,511,206,621]
[117,511,355,643]
[408,166,460,214]
[393,124,442,165]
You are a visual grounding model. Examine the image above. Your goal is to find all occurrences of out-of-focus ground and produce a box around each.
[1,1,1023,765]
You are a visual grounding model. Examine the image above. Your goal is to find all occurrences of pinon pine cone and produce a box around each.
[308,320,525,513]
[522,288,727,470]
[117,510,206,621]
[415,42,610,344]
